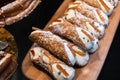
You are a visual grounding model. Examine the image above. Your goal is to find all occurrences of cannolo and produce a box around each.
[69,1,109,26]
[30,45,75,80]
[47,18,94,51]
[29,30,89,66]
[63,8,105,39]
[76,0,114,15]
[0,51,12,73]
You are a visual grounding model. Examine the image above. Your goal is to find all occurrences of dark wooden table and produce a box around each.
[4,0,120,80]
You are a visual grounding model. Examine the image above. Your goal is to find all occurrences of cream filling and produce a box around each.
[99,9,109,25]
[30,47,43,60]
[51,18,64,25]
[89,37,99,53]
[75,50,89,66]
[30,47,50,64]
[106,0,115,6]
[52,63,75,80]
[86,22,100,38]
[98,0,114,15]
[75,10,85,19]
[76,27,93,50]
[106,0,118,7]
[65,9,76,19]
[93,22,105,39]
[65,9,84,21]
[85,21,105,39]
[94,9,108,26]
[64,43,76,65]
[114,0,118,7]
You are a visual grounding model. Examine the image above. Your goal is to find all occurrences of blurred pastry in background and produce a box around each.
[0,0,41,27]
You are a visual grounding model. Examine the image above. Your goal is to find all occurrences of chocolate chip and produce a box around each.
[96,41,98,44]
[87,40,89,42]
[83,37,85,39]
[58,72,61,75]
[91,33,93,35]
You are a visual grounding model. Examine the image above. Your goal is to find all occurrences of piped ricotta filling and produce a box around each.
[89,37,99,53]
[98,0,114,15]
[76,27,93,50]
[52,63,75,80]
[75,51,89,66]
[64,43,76,65]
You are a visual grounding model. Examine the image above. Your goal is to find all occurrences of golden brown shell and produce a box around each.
[0,0,41,27]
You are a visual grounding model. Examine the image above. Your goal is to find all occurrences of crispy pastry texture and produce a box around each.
[30,45,75,80]
[63,8,105,39]
[69,1,109,26]
[47,18,94,51]
[0,0,41,27]
[0,51,12,73]
[77,0,114,15]
[29,30,76,66]
[29,30,90,66]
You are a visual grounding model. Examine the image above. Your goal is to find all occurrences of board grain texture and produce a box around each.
[22,0,120,80]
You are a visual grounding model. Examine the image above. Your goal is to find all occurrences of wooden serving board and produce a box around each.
[22,0,120,80]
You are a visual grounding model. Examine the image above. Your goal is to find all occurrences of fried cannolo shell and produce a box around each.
[0,53,12,73]
[29,45,75,80]
[69,1,108,26]
[29,30,76,66]
[80,0,114,15]
[0,0,41,27]
[63,8,105,39]
[47,18,94,50]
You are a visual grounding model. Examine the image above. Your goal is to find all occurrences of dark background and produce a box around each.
[4,0,120,80]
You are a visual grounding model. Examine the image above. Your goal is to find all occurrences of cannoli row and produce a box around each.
[30,45,75,80]
[0,51,12,73]
[29,30,89,66]
[47,18,95,51]
[76,0,114,16]
[63,8,105,39]
[68,1,109,26]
